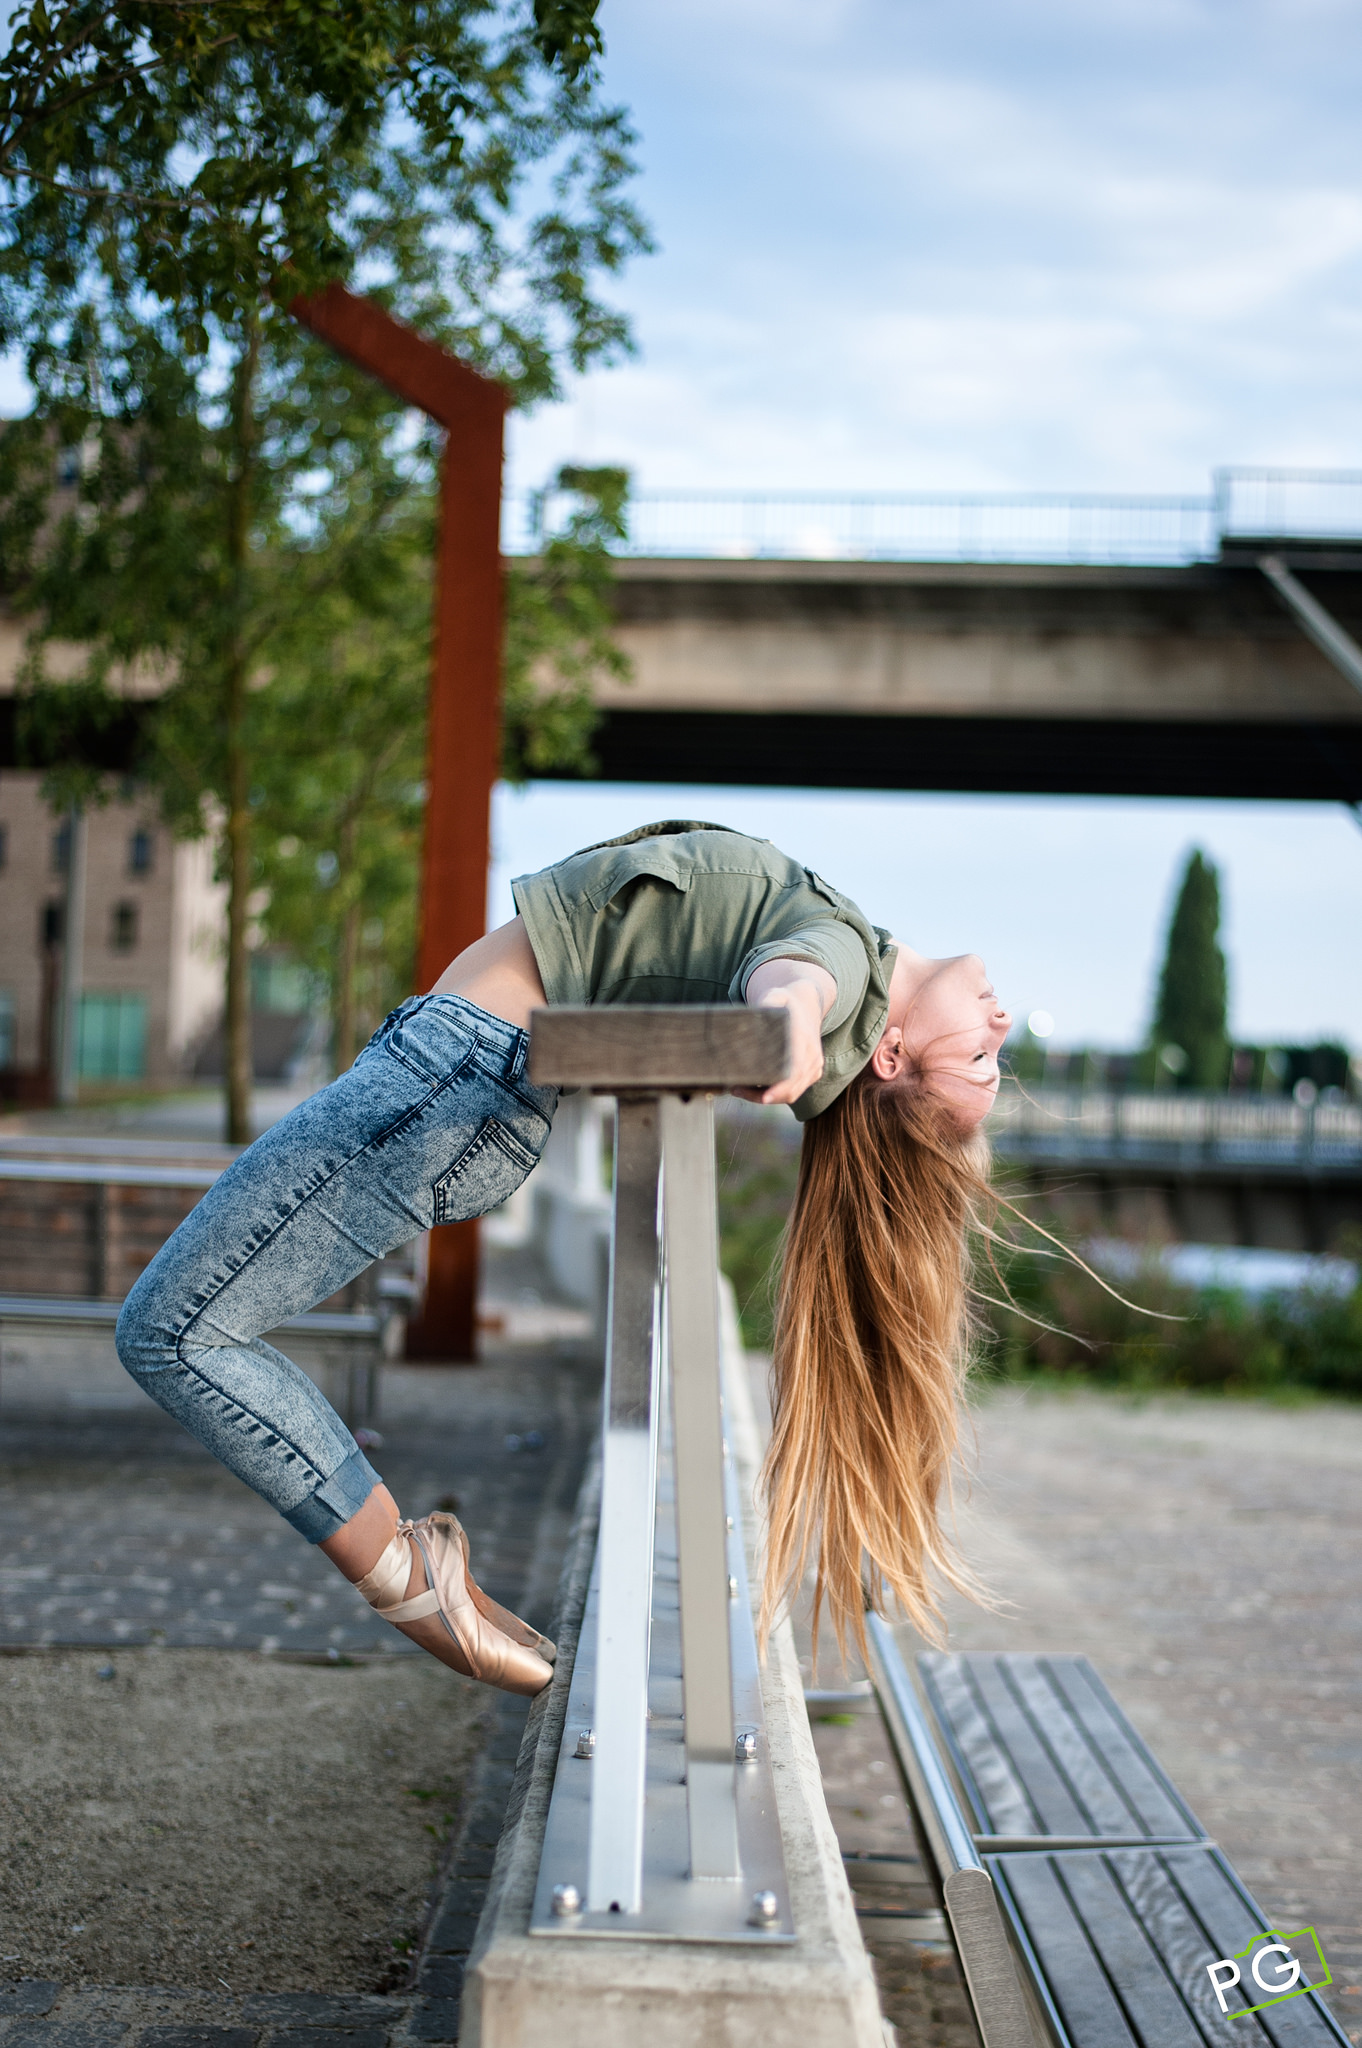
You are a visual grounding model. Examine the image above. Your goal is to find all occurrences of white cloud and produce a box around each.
[507,0,1362,496]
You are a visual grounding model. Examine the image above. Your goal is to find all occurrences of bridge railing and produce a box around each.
[503,465,1362,567]
[504,486,1219,566]
[1214,465,1362,544]
[991,1086,1362,1169]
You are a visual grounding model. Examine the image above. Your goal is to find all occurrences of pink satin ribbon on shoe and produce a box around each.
[354,1523,439,1624]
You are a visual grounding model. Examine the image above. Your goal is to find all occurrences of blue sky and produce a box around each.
[495,0,1362,1051]
[509,0,1362,497]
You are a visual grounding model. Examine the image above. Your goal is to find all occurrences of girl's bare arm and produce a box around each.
[738,958,837,1106]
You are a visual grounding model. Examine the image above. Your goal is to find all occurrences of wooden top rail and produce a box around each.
[528,1005,790,1091]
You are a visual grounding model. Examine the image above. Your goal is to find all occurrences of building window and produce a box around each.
[42,900,63,948]
[51,820,70,874]
[110,901,139,952]
[129,828,154,875]
[0,822,8,870]
[77,993,147,1080]
[0,991,14,1069]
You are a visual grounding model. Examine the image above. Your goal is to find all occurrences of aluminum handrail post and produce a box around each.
[586,1093,663,1915]
[661,1091,740,1882]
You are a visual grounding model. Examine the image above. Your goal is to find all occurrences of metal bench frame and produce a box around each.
[866,1624,1349,2048]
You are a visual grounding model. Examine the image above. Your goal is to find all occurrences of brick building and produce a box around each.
[0,770,226,1094]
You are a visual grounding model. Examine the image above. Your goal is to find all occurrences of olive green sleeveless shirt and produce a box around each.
[511,822,896,1121]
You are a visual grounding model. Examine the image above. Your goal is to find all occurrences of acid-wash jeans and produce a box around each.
[116,994,558,1542]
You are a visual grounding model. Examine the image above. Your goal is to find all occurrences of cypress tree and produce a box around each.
[1152,850,1230,1089]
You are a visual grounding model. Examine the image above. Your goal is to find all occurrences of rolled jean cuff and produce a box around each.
[283,1446,384,1543]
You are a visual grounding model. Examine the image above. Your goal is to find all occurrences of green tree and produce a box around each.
[1151,848,1230,1090]
[0,0,648,1138]
[251,464,631,1071]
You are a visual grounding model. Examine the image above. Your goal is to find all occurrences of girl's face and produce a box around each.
[875,950,1013,1127]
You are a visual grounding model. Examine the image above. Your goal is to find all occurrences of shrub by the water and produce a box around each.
[713,1105,1362,1397]
[979,1237,1362,1398]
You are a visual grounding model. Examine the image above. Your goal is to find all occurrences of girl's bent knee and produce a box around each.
[115,1272,178,1380]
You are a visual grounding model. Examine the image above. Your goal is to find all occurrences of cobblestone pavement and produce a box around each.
[0,1353,591,1655]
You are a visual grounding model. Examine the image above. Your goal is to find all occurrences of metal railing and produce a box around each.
[1214,466,1362,544]
[525,1004,793,1942]
[502,464,1362,567]
[505,486,1219,566]
[990,1087,1362,1171]
[864,1618,1034,2048]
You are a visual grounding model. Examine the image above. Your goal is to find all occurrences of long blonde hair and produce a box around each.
[760,1066,991,1663]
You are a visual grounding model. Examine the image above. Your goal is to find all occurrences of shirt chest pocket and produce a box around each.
[579,847,692,910]
[433,1118,541,1223]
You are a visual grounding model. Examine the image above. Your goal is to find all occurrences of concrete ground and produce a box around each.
[0,1646,485,1995]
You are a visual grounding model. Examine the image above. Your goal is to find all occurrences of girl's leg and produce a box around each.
[116,995,557,1687]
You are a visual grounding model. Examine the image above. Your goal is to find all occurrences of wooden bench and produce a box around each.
[865,1623,1347,2048]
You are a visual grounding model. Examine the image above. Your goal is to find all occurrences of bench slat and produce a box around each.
[987,1843,1351,2048]
[923,1653,1206,1844]
[919,1654,1040,1835]
[1056,1852,1206,2046]
[952,1655,1094,1836]
[991,1846,1346,2047]
[994,1852,1142,2046]
[1006,1659,1152,1839]
[1140,1849,1345,2045]
[1043,1659,1205,1841]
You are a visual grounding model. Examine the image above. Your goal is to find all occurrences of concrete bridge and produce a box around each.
[583,553,1362,801]
[516,470,1362,802]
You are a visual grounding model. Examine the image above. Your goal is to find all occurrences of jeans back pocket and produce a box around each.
[434,1117,541,1223]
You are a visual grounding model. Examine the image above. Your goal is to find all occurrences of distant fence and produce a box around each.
[502,465,1362,568]
[1215,466,1362,543]
[504,487,1218,566]
[990,1088,1362,1173]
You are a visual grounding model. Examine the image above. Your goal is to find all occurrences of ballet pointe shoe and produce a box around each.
[355,1512,555,1697]
[447,1513,558,1663]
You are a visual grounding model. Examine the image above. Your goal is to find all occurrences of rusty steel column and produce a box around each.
[290,284,510,1360]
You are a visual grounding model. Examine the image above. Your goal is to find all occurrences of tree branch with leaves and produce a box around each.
[0,0,649,1138]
